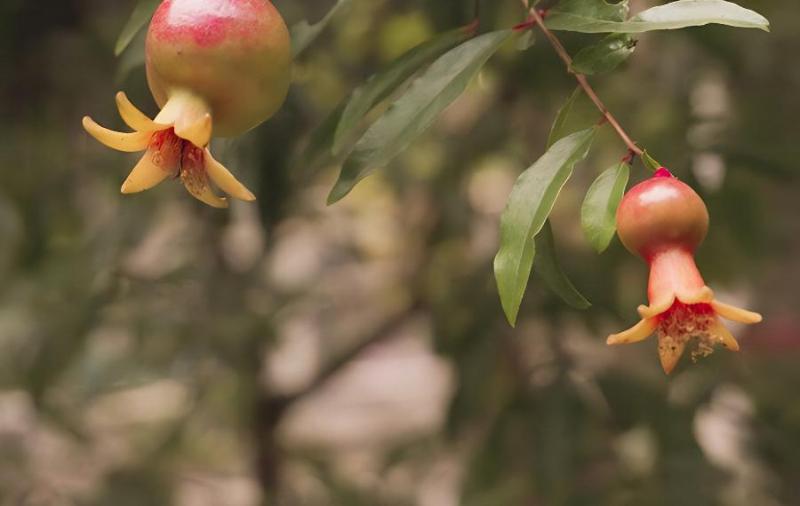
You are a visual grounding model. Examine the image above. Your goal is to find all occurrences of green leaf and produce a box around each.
[494,128,596,326]
[581,162,630,253]
[547,87,599,148]
[642,150,662,171]
[545,0,769,33]
[516,30,536,51]
[632,0,769,31]
[534,221,591,309]
[328,29,513,204]
[571,34,637,75]
[333,25,474,155]
[549,0,630,23]
[548,87,581,148]
[114,0,159,56]
[291,0,353,58]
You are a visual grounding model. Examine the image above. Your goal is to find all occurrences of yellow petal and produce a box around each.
[180,169,228,208]
[204,149,256,201]
[115,92,166,132]
[638,296,675,319]
[710,319,740,351]
[175,113,212,147]
[121,152,172,194]
[658,334,687,374]
[83,116,151,152]
[184,182,228,208]
[711,300,763,324]
[607,318,657,345]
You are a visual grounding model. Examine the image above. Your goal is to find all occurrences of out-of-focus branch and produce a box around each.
[283,301,424,406]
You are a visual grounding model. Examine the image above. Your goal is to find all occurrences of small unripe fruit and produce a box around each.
[147,0,292,137]
[607,167,761,374]
[82,0,292,206]
[616,168,709,260]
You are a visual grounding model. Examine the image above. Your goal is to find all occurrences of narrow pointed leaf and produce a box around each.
[534,221,591,309]
[494,128,596,326]
[304,24,471,169]
[115,0,160,56]
[642,150,662,171]
[328,29,512,204]
[571,34,637,75]
[548,0,630,24]
[291,0,353,58]
[581,162,630,252]
[548,87,582,148]
[333,25,476,154]
[546,0,769,33]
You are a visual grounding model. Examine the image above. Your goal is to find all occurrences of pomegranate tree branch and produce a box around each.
[522,3,644,158]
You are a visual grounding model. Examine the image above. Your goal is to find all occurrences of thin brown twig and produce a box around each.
[521,3,644,158]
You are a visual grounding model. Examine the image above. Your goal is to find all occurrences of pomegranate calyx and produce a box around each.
[653,167,673,178]
[82,91,256,207]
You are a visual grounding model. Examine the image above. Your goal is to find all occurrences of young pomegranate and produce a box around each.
[607,168,762,374]
[82,0,292,207]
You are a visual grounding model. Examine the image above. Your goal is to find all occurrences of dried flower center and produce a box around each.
[657,302,720,362]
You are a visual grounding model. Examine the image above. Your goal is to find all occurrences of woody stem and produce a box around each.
[523,3,644,158]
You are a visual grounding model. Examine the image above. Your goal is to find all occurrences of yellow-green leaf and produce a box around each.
[581,162,630,253]
[571,34,637,75]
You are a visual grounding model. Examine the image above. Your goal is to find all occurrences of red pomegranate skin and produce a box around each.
[146,0,291,137]
[616,168,709,262]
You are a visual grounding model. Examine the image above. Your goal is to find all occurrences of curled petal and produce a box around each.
[638,297,674,319]
[204,149,256,201]
[121,151,173,194]
[181,146,228,208]
[607,318,657,345]
[182,173,228,208]
[710,319,741,351]
[711,300,763,325]
[175,113,212,148]
[115,92,167,132]
[82,117,151,152]
[121,129,182,194]
[657,334,687,374]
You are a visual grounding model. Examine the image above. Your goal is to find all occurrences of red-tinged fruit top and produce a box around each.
[616,167,709,261]
[150,0,273,48]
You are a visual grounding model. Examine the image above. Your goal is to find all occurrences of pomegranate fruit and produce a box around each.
[607,168,762,374]
[82,0,291,207]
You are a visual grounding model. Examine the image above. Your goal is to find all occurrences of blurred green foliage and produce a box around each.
[0,0,798,505]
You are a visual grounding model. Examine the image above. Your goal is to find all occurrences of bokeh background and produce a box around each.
[1,0,798,504]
